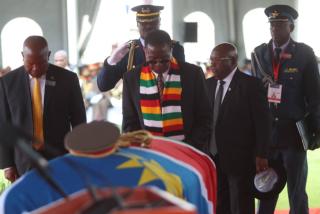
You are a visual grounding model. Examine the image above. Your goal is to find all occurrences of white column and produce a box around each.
[227,0,236,42]
[67,0,78,69]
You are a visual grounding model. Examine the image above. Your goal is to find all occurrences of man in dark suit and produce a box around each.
[207,43,271,214]
[122,29,211,151]
[97,4,185,92]
[0,36,86,181]
[251,5,320,214]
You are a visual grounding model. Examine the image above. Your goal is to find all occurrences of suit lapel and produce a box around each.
[262,41,274,79]
[219,70,240,120]
[280,39,296,71]
[133,67,144,123]
[21,69,34,134]
[207,77,217,105]
[44,65,56,117]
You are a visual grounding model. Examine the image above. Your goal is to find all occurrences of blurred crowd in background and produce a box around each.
[0,49,255,126]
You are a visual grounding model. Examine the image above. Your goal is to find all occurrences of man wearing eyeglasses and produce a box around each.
[122,29,211,151]
[206,43,271,214]
[97,4,185,92]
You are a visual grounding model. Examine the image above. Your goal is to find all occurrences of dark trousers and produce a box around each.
[257,147,309,214]
[213,155,255,214]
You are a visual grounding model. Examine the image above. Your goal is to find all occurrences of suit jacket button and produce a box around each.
[275,117,279,121]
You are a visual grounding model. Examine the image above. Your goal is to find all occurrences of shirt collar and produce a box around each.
[221,66,237,83]
[152,69,169,80]
[140,38,145,47]
[272,38,290,52]
[28,74,46,80]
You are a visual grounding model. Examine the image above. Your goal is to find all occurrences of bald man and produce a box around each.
[206,43,271,214]
[0,36,86,181]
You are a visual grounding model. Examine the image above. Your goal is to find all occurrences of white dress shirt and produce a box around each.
[215,67,237,102]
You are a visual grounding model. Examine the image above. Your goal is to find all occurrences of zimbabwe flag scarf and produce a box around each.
[139,60,185,141]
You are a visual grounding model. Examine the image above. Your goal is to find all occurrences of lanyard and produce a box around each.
[272,58,281,82]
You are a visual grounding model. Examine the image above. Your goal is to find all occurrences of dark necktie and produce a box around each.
[274,47,282,64]
[157,73,164,102]
[210,80,225,156]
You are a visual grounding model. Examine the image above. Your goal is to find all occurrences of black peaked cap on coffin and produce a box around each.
[265,4,298,23]
[253,159,287,200]
[131,4,164,22]
[65,121,120,154]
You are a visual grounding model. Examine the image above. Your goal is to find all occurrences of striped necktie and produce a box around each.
[32,78,44,150]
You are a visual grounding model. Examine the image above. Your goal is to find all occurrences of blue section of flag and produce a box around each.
[121,147,209,214]
[0,153,169,214]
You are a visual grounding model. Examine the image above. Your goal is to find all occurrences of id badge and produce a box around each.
[267,84,282,104]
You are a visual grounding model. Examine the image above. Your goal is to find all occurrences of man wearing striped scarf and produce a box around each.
[122,30,212,151]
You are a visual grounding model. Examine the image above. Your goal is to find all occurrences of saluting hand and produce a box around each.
[107,42,130,65]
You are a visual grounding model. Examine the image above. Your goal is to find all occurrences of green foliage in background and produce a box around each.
[276,149,320,209]
[0,170,11,194]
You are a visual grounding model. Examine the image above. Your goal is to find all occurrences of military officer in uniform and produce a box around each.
[97,4,185,92]
[251,5,320,214]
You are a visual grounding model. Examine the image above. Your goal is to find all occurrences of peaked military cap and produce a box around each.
[253,159,287,200]
[65,121,120,156]
[265,5,298,23]
[131,4,164,22]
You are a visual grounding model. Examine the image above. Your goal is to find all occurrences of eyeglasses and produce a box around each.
[147,59,170,65]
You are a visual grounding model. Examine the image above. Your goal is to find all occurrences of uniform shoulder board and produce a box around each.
[254,43,267,52]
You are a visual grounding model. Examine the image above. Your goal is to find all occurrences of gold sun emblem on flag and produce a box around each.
[116,153,183,198]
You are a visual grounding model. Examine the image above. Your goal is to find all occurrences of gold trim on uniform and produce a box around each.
[137,17,160,23]
[127,40,138,71]
[137,12,160,17]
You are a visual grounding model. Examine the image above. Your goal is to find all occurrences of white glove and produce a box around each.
[107,42,130,65]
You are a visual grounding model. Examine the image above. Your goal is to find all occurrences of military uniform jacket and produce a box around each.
[252,39,320,148]
[97,39,185,92]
